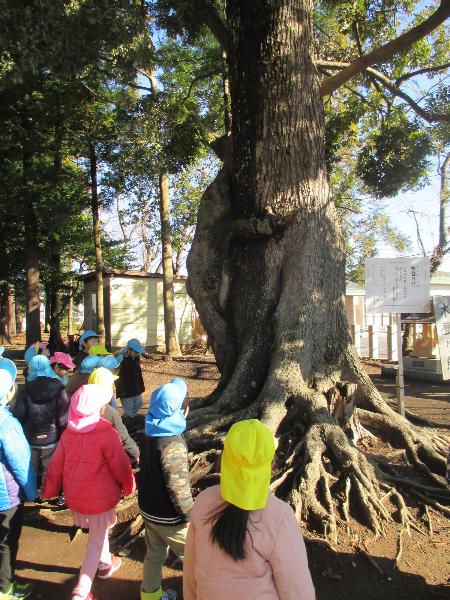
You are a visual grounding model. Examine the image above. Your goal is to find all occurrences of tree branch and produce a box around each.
[395,62,450,86]
[183,69,221,101]
[199,0,230,52]
[317,61,450,122]
[320,1,450,97]
[367,69,450,123]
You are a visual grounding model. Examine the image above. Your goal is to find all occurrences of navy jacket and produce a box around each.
[13,377,69,447]
[115,356,145,399]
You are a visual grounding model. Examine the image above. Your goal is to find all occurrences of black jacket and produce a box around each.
[138,434,193,525]
[13,377,70,447]
[115,356,145,399]
[72,350,88,368]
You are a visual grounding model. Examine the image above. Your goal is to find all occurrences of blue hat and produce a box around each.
[99,354,123,370]
[80,354,123,374]
[27,355,55,382]
[79,355,102,374]
[127,338,145,354]
[79,330,99,350]
[0,347,17,405]
[145,379,187,437]
[24,345,38,364]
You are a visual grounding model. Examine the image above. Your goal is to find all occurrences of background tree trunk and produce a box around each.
[89,140,106,342]
[47,252,67,353]
[7,285,15,338]
[22,112,41,346]
[159,172,181,357]
[186,0,447,535]
[44,284,51,334]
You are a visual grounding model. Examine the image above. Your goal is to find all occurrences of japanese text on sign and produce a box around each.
[365,257,430,314]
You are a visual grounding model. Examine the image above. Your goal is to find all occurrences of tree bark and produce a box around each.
[89,141,106,342]
[159,172,181,357]
[186,0,447,534]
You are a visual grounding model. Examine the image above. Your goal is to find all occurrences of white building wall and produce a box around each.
[109,276,195,349]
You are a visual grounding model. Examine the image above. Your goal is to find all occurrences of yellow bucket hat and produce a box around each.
[88,344,110,356]
[220,419,276,511]
[88,367,118,386]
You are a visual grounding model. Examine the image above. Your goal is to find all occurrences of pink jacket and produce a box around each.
[183,485,315,600]
[42,419,135,514]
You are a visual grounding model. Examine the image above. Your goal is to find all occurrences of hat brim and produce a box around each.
[220,453,271,511]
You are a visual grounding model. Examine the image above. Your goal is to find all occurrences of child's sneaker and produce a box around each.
[161,590,177,600]
[96,555,122,579]
[9,581,33,599]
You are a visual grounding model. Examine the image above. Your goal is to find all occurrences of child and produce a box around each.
[12,355,69,495]
[23,342,50,380]
[88,368,140,467]
[139,378,193,600]
[115,339,145,417]
[42,380,135,600]
[73,331,99,368]
[50,352,76,386]
[183,419,316,600]
[88,347,122,409]
[0,348,36,600]
[66,359,139,465]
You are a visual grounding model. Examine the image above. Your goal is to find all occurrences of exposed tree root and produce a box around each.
[424,505,433,535]
[358,547,384,575]
[407,490,450,518]
[184,335,448,545]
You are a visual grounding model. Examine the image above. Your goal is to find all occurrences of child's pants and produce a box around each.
[142,519,187,595]
[121,395,143,417]
[31,445,57,491]
[0,504,23,593]
[72,510,114,599]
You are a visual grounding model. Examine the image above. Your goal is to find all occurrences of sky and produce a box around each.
[375,164,448,272]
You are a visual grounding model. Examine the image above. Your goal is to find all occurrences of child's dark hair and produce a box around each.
[208,503,250,561]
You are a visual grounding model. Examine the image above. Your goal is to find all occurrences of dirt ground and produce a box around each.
[7,353,450,600]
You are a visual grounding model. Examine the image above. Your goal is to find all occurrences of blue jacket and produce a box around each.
[0,408,37,511]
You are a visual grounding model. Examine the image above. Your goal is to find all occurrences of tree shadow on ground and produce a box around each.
[306,539,448,600]
[15,537,448,600]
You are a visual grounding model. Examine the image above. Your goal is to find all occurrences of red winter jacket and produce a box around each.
[42,418,135,514]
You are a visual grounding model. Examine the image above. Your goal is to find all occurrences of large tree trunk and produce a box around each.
[159,172,181,357]
[89,141,106,342]
[187,0,447,536]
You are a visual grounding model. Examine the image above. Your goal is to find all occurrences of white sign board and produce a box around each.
[365,257,430,314]
[433,296,450,380]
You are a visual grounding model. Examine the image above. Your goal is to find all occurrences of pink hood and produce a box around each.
[68,384,112,432]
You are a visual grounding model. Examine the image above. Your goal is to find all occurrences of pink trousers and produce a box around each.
[71,509,116,599]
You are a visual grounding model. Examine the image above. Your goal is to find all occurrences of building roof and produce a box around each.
[79,269,187,283]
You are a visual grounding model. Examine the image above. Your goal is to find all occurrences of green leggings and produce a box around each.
[142,518,187,597]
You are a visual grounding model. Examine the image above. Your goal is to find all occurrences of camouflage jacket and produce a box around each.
[138,434,193,524]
